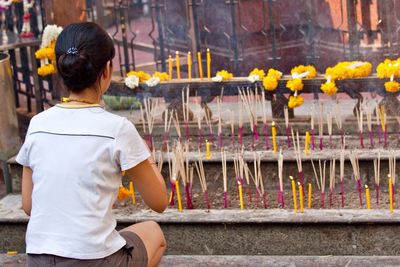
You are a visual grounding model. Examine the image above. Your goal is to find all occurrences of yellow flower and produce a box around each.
[126,70,151,82]
[263,76,278,91]
[288,95,304,109]
[37,64,55,76]
[117,186,131,201]
[215,70,234,81]
[320,81,338,96]
[249,68,265,79]
[153,71,169,81]
[291,65,317,78]
[385,81,400,93]
[35,47,54,60]
[286,78,304,91]
[267,68,282,80]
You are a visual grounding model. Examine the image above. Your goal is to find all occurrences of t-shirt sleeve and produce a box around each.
[16,121,33,167]
[114,118,150,171]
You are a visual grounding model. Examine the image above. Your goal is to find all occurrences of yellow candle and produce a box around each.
[176,51,181,80]
[206,48,211,80]
[365,185,371,210]
[389,175,394,213]
[238,181,244,210]
[197,51,203,79]
[205,140,211,160]
[175,178,183,212]
[272,121,277,153]
[129,181,136,205]
[168,55,173,80]
[290,176,297,213]
[308,183,312,208]
[188,51,192,80]
[305,131,310,154]
[299,182,304,213]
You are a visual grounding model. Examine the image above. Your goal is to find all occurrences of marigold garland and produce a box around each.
[286,78,304,92]
[249,68,265,80]
[376,59,400,79]
[126,70,151,82]
[288,95,304,109]
[320,80,337,96]
[261,68,282,91]
[153,71,169,81]
[214,70,233,81]
[384,80,400,93]
[35,25,63,76]
[291,65,317,79]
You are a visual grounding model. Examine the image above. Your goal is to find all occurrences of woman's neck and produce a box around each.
[67,88,101,104]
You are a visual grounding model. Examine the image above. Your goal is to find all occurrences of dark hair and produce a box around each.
[55,22,115,93]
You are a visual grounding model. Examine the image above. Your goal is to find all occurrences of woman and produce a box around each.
[16,22,168,267]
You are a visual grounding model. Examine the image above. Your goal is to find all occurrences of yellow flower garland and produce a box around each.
[153,71,169,81]
[35,41,57,76]
[286,78,304,92]
[321,61,372,96]
[262,68,282,91]
[126,70,151,82]
[385,80,400,93]
[215,70,234,81]
[288,95,304,109]
[249,68,265,80]
[377,59,400,79]
[290,65,317,79]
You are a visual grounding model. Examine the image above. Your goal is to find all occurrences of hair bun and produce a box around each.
[57,53,98,91]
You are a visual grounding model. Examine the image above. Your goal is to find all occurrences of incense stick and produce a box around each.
[355,102,364,149]
[389,150,396,203]
[340,147,345,208]
[327,112,333,149]
[375,102,382,145]
[261,90,270,150]
[311,103,316,150]
[349,151,363,207]
[329,158,336,208]
[366,103,374,148]
[230,110,235,147]
[197,108,203,150]
[194,154,211,209]
[238,101,244,147]
[217,97,223,149]
[291,129,304,194]
[221,149,228,208]
[318,103,324,150]
[284,106,292,148]
[373,151,380,206]
[334,101,344,147]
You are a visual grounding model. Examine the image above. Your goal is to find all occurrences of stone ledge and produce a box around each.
[2,255,400,267]
[1,194,400,225]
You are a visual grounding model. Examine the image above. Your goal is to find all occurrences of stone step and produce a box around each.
[1,194,400,256]
[1,254,400,267]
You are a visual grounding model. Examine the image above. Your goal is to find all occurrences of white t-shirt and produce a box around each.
[16,104,150,259]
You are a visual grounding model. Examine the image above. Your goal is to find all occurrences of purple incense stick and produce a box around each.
[223,191,228,208]
[253,124,260,141]
[340,179,345,208]
[185,184,194,209]
[375,183,379,206]
[204,190,211,210]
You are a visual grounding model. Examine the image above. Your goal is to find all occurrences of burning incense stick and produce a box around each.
[366,103,374,148]
[217,98,223,149]
[261,90,269,150]
[349,151,363,207]
[182,88,190,142]
[284,106,292,148]
[277,149,284,207]
[221,149,228,208]
[374,152,380,205]
[355,103,364,149]
[340,147,345,208]
[318,103,324,150]
[229,110,235,147]
[327,112,333,149]
[334,101,344,147]
[329,158,336,208]
[163,109,173,151]
[375,102,382,144]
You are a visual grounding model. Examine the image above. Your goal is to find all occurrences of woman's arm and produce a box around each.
[125,157,168,213]
[21,166,33,216]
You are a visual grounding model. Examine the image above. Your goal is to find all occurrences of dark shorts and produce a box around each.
[26,231,148,267]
